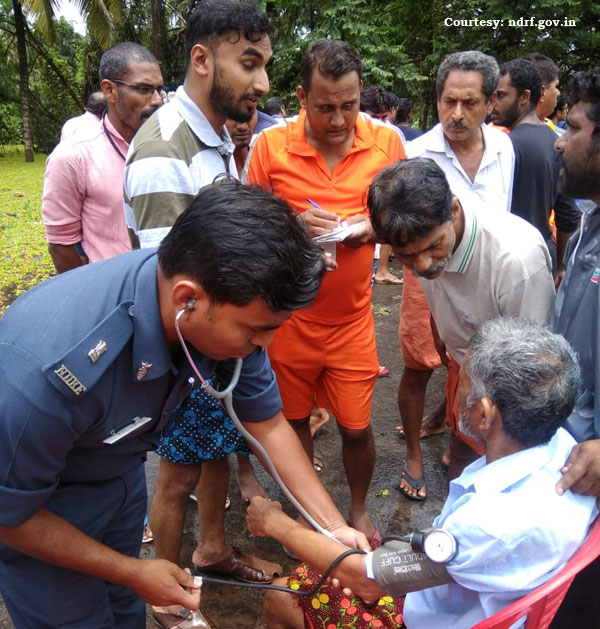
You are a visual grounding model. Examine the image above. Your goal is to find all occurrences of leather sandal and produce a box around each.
[193,548,282,584]
[152,607,211,628]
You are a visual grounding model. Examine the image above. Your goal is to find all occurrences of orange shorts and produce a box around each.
[268,312,378,429]
[446,356,484,455]
[398,271,442,371]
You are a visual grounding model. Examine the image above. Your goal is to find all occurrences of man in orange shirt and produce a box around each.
[246,39,405,539]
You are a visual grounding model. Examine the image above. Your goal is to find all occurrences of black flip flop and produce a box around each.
[399,465,427,502]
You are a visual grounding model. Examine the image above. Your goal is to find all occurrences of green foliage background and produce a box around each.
[0,0,599,311]
[1,0,599,149]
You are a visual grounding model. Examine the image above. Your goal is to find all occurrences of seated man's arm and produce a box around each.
[42,144,85,273]
[0,508,200,609]
[247,498,453,600]
[243,412,370,552]
[247,497,384,601]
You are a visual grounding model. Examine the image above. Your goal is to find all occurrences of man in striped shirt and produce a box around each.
[123,0,283,590]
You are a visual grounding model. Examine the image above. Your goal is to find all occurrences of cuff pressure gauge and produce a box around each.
[407,528,458,564]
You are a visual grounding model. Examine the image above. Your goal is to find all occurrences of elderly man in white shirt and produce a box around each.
[246,317,596,629]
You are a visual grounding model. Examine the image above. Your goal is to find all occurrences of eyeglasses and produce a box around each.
[110,79,166,100]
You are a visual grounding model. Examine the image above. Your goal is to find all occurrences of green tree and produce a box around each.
[9,0,123,161]
[264,0,600,130]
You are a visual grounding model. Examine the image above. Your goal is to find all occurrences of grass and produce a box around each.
[0,147,54,314]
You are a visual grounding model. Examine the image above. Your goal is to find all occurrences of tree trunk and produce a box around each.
[12,0,34,162]
[150,0,166,64]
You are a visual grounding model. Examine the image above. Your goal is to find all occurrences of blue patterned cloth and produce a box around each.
[157,379,251,464]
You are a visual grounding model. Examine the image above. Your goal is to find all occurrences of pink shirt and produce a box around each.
[60,111,101,142]
[42,116,131,263]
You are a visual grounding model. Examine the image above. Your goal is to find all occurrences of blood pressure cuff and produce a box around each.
[370,540,455,597]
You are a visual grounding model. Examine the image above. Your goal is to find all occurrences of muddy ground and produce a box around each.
[0,262,451,628]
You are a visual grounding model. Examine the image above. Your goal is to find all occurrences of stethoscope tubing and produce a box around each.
[174,308,339,544]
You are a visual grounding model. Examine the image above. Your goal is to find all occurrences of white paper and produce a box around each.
[313,220,365,243]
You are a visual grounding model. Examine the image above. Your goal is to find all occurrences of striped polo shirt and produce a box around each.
[124,86,236,249]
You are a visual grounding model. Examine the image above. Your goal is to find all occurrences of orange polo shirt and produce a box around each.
[247,110,405,324]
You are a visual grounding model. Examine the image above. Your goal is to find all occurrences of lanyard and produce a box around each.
[102,111,126,161]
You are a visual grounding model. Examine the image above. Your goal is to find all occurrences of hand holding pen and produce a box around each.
[300,198,340,238]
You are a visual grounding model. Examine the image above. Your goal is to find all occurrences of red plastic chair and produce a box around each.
[472,514,600,629]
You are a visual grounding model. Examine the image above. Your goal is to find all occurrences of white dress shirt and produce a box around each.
[402,428,597,628]
[406,122,514,212]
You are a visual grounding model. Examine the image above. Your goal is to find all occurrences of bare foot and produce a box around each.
[399,457,426,500]
[374,272,403,285]
[313,456,323,472]
[309,407,330,437]
[348,511,378,542]
[236,455,268,503]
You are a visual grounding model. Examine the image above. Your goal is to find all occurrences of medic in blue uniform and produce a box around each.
[0,184,369,628]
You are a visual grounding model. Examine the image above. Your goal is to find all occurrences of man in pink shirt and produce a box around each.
[59,91,106,142]
[42,42,164,273]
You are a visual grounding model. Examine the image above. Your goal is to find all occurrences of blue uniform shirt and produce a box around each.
[0,249,281,533]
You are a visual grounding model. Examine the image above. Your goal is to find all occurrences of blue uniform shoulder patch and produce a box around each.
[43,301,134,398]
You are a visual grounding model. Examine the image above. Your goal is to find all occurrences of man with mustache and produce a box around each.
[226,108,276,174]
[396,51,515,499]
[42,42,164,273]
[368,158,555,477]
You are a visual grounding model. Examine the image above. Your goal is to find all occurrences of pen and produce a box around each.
[306,198,324,211]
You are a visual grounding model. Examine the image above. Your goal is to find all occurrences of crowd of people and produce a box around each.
[1,0,600,628]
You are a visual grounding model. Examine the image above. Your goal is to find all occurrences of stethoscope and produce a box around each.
[173,299,457,605]
[174,299,339,544]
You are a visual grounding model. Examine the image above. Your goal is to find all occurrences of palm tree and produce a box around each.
[12,0,122,161]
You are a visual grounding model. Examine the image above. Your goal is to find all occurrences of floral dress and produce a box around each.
[290,560,405,628]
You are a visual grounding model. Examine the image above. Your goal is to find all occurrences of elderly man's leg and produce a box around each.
[192,458,281,582]
[398,367,432,500]
[264,581,305,629]
[338,424,376,538]
[192,458,230,565]
[236,454,269,503]
[150,459,202,564]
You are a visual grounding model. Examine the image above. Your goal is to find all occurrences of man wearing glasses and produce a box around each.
[42,42,164,274]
